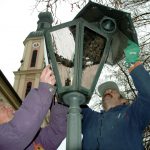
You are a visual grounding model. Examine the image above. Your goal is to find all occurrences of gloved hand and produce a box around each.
[124,40,140,67]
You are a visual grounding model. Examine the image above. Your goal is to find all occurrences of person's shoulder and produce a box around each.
[81,105,89,109]
[81,105,91,114]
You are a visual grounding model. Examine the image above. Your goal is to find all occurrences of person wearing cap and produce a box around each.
[0,65,68,150]
[98,81,128,111]
[82,40,150,150]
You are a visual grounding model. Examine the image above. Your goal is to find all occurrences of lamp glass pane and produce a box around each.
[81,27,106,89]
[50,26,76,86]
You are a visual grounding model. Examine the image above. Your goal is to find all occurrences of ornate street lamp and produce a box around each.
[43,1,138,149]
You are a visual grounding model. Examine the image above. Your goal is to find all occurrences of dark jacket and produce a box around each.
[0,82,67,150]
[82,64,150,150]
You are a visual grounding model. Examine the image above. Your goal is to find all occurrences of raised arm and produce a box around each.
[0,65,56,150]
[129,62,150,129]
[34,102,68,149]
[124,41,150,129]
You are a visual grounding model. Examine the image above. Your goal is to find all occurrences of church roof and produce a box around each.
[24,11,53,42]
[38,11,53,24]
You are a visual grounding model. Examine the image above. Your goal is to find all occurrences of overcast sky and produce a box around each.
[0,0,78,85]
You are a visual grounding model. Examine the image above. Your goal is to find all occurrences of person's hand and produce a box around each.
[40,65,56,86]
[124,40,140,67]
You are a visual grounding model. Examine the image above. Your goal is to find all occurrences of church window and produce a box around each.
[25,82,32,97]
[30,50,37,67]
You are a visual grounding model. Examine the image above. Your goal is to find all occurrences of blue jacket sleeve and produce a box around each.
[34,102,68,150]
[129,64,150,130]
[0,82,54,150]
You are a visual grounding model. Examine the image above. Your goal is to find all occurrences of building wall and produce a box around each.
[0,70,22,110]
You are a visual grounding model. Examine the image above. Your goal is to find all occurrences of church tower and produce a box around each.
[13,11,53,100]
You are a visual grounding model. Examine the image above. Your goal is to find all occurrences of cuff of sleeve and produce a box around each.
[39,82,56,95]
[128,61,143,73]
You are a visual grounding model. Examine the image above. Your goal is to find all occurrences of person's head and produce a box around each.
[0,101,15,124]
[98,81,128,111]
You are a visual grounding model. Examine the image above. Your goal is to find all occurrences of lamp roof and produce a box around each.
[74,1,138,44]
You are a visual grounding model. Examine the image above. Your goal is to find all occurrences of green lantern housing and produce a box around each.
[43,1,138,149]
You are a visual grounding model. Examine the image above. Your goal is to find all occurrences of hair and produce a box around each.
[0,101,5,106]
[0,101,13,109]
[0,98,3,102]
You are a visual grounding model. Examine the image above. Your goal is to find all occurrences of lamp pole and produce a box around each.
[63,92,85,150]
